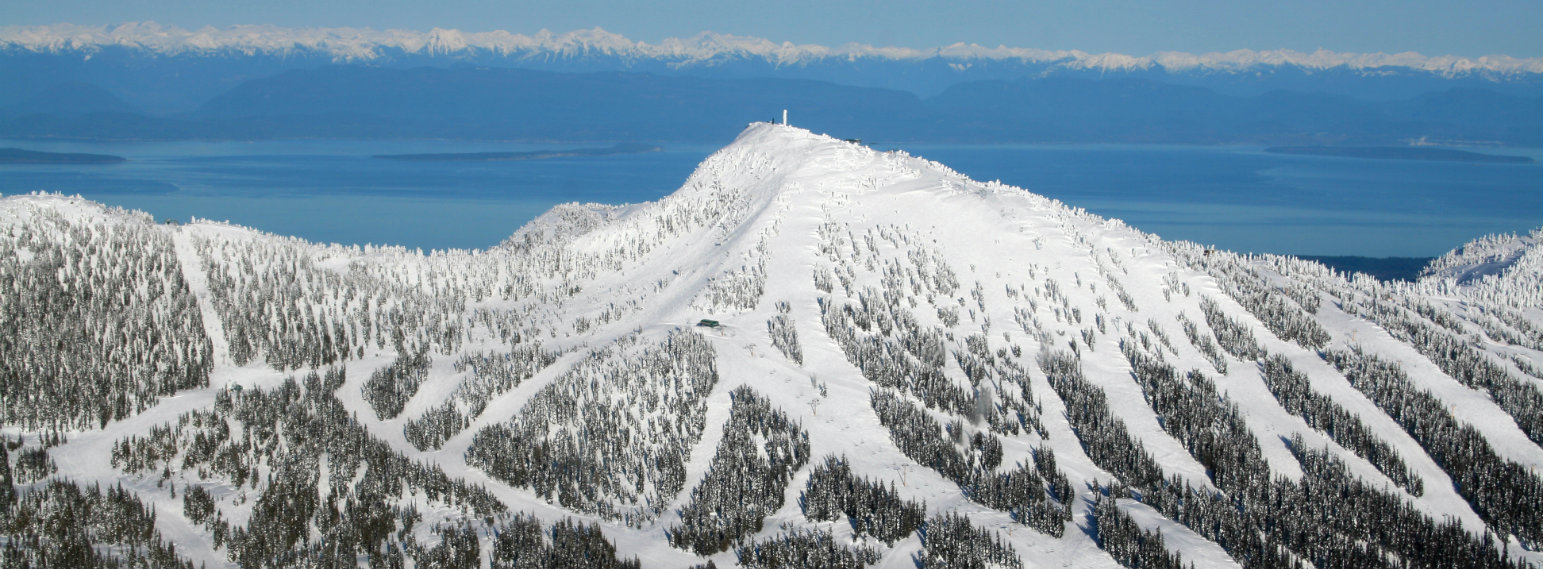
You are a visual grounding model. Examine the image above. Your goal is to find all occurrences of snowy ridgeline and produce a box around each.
[1,123,1542,569]
[6,22,1542,77]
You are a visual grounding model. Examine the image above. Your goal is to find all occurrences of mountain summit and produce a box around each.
[1,124,1541,568]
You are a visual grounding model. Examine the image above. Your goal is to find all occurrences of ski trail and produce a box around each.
[171,226,233,373]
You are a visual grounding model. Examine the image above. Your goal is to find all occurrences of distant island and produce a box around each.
[376,142,662,162]
[1266,146,1534,163]
[0,147,126,164]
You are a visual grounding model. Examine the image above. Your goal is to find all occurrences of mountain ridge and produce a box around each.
[5,22,1540,77]
[4,24,1539,143]
[6,66,1538,145]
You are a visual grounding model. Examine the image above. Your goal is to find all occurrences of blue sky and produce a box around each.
[4,0,1540,57]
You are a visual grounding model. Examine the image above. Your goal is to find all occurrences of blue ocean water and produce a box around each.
[1,138,1538,256]
[0,139,714,251]
[908,144,1542,257]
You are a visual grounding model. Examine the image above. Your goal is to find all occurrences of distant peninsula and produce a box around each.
[1265,146,1534,163]
[375,142,662,162]
[0,147,126,164]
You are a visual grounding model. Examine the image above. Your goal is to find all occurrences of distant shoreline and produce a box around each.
[1265,145,1534,163]
[0,147,126,165]
[1298,255,1436,282]
[375,142,662,162]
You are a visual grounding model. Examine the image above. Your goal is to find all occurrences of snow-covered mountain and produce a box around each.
[2,123,1541,568]
[5,22,1541,78]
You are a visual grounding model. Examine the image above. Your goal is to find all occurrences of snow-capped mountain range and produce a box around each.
[1,123,1541,568]
[4,22,1540,144]
[4,21,1541,77]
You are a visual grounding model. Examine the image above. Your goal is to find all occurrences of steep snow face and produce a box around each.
[2,124,1542,569]
[1411,228,1543,315]
[4,22,1542,77]
[1422,229,1541,284]
[1419,226,1543,289]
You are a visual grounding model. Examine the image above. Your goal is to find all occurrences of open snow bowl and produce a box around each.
[1,123,1542,569]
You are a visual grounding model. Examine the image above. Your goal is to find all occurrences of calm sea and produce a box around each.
[2,138,1538,257]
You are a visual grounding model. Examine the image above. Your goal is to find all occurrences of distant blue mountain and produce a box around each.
[0,81,139,118]
[2,24,1539,144]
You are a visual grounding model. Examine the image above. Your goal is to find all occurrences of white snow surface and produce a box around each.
[3,123,1541,568]
[1421,229,1541,284]
[3,22,1541,76]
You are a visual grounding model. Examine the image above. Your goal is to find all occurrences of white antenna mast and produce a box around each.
[782,109,788,125]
